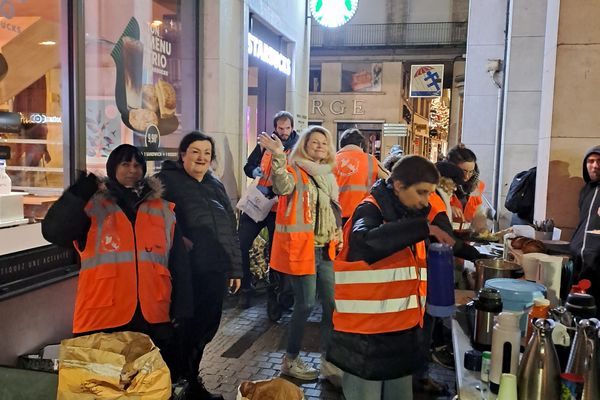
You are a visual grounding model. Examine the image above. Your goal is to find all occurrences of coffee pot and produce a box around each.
[472,287,502,351]
[517,318,561,399]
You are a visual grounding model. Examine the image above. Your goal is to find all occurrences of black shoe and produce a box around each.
[431,345,455,370]
[237,290,252,309]
[189,381,224,400]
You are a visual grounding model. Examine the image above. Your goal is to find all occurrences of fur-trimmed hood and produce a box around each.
[95,175,164,201]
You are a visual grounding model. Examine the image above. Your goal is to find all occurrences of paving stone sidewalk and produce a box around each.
[198,293,456,400]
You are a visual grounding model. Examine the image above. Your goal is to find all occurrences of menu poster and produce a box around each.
[111,17,179,160]
[341,63,383,92]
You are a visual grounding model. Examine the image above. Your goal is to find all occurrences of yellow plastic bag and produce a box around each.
[57,331,171,400]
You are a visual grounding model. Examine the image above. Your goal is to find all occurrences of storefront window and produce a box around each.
[84,0,198,175]
[0,1,64,194]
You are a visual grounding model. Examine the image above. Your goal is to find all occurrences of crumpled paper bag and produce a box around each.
[57,331,171,399]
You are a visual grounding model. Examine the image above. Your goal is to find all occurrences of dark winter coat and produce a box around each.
[42,176,194,320]
[156,160,242,279]
[570,145,600,312]
[326,179,430,380]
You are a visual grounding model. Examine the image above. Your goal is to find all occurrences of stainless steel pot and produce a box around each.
[474,258,524,291]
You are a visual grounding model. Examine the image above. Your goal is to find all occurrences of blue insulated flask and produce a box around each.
[426,243,455,317]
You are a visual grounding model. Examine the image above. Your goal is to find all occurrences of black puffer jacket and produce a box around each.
[327,179,430,380]
[570,145,600,311]
[156,161,242,279]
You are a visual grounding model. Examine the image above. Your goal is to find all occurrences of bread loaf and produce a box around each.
[511,236,529,250]
[521,239,545,254]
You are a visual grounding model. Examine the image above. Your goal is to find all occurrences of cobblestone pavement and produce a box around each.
[198,293,456,400]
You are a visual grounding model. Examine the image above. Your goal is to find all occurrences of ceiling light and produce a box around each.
[38,41,56,46]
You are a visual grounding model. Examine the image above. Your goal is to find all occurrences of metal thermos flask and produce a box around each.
[426,243,455,317]
[489,312,521,394]
[581,327,599,400]
[566,318,600,399]
[517,318,561,399]
[472,288,503,351]
[566,318,599,376]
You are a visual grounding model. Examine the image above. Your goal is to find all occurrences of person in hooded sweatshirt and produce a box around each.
[42,144,193,377]
[155,131,242,400]
[570,145,600,316]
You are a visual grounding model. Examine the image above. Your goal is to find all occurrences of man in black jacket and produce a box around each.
[238,111,298,307]
[570,145,600,315]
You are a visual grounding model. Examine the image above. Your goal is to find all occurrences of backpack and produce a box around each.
[505,167,536,222]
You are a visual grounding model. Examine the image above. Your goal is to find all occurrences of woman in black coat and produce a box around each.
[156,131,242,400]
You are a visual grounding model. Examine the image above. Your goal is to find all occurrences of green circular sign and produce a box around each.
[310,0,359,28]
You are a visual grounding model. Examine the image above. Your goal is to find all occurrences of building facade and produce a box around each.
[308,0,468,161]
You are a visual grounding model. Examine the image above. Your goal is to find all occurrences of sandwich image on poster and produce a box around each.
[111,17,178,136]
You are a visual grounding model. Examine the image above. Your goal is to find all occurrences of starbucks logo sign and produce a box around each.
[310,0,359,28]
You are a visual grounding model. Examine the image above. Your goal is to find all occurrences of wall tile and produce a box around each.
[511,0,548,37]
[468,0,508,46]
[506,37,545,92]
[551,45,600,138]
[504,92,541,145]
[462,95,500,145]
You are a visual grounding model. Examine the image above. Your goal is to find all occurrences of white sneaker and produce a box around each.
[320,355,343,388]
[281,355,319,380]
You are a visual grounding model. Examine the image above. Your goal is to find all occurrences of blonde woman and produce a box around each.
[259,126,342,382]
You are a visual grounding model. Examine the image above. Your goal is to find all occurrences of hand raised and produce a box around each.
[258,132,284,155]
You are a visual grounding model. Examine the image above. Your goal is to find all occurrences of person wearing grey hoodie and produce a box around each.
[570,145,600,316]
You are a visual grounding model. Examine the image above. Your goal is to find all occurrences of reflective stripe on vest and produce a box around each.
[333,195,428,335]
[270,165,316,275]
[274,165,312,234]
[73,195,175,333]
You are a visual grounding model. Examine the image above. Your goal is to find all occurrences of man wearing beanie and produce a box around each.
[42,144,193,375]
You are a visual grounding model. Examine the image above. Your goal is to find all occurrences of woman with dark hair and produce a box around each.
[156,131,242,400]
[446,144,485,223]
[326,155,454,400]
[42,144,193,376]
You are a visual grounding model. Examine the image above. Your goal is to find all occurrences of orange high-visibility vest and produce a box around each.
[428,191,448,222]
[72,195,176,334]
[258,150,292,212]
[450,180,485,222]
[332,195,427,335]
[269,164,316,276]
[334,150,378,218]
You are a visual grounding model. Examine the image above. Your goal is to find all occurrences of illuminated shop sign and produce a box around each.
[25,113,62,124]
[310,0,359,28]
[248,32,291,76]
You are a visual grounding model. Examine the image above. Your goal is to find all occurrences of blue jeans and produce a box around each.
[286,247,335,356]
[343,372,413,400]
